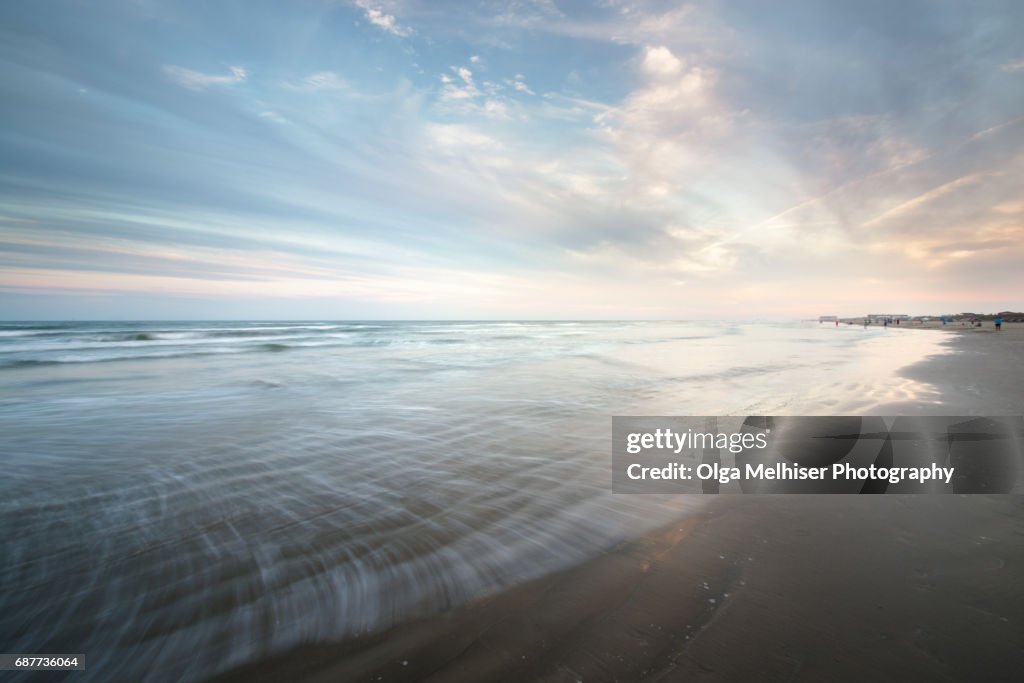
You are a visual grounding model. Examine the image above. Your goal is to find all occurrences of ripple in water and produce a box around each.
[0,321,947,681]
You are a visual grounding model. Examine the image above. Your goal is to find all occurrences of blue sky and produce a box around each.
[1,0,1022,319]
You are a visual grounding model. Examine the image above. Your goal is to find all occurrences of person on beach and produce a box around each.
[995,317,1003,331]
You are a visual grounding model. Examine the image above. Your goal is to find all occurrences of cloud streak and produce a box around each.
[163,65,247,90]
[0,0,1022,318]
[355,0,412,37]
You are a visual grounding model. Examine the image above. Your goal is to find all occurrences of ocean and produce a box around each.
[0,320,947,681]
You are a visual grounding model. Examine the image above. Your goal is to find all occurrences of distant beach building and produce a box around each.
[818,315,838,323]
[867,313,909,322]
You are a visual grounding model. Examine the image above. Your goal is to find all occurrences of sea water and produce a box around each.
[0,320,948,681]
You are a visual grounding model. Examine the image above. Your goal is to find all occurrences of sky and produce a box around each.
[1,0,1022,320]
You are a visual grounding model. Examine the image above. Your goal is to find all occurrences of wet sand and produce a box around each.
[880,322,1024,416]
[208,329,1024,683]
[209,496,1024,682]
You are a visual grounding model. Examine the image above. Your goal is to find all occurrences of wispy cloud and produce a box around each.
[355,0,411,37]
[283,71,348,92]
[861,174,985,229]
[446,65,477,98]
[508,74,534,95]
[162,65,247,90]
[437,64,515,118]
[2,1,1022,317]
[259,111,289,125]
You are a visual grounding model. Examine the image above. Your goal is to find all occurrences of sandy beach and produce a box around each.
[206,328,1024,682]
[881,322,1024,416]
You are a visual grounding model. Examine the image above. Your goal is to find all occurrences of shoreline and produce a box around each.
[874,321,1024,416]
[208,495,1024,683]
[207,331,1024,682]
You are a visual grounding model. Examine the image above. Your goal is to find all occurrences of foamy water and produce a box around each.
[0,321,948,681]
